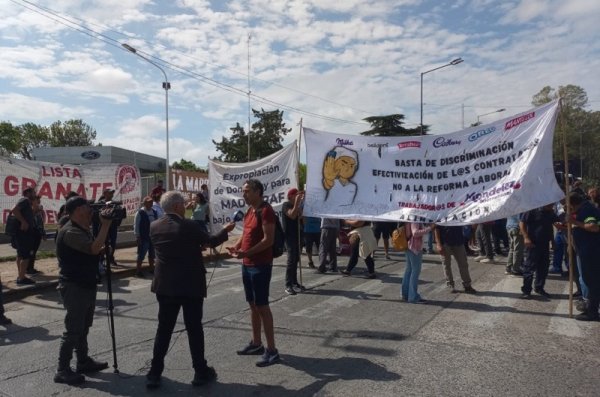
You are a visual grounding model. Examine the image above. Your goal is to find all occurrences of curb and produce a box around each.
[3,252,232,303]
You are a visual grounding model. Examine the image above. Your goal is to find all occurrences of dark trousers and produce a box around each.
[345,238,374,274]
[28,233,42,272]
[285,237,300,287]
[522,244,550,294]
[0,283,5,316]
[57,283,96,370]
[150,295,206,375]
[579,252,600,315]
[318,228,338,271]
[476,224,494,259]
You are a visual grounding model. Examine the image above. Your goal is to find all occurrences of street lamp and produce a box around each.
[476,108,506,125]
[122,43,171,189]
[420,57,463,135]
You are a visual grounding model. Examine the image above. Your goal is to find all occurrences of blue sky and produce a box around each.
[1,0,599,167]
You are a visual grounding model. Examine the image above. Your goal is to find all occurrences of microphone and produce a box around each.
[232,210,245,222]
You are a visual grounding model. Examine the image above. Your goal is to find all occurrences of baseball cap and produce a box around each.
[287,188,299,199]
[65,197,91,214]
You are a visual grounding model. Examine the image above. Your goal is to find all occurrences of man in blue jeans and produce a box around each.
[228,179,280,367]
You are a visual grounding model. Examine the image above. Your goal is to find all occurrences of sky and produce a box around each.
[1,0,599,167]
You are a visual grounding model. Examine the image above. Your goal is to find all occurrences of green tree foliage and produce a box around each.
[172,158,207,173]
[17,123,51,160]
[49,119,97,147]
[360,114,425,136]
[532,85,600,186]
[298,163,306,188]
[213,109,292,162]
[0,122,21,156]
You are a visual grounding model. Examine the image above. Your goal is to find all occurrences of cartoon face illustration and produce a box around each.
[322,145,359,205]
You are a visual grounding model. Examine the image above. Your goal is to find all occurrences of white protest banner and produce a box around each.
[208,142,298,232]
[303,100,562,225]
[1,158,141,225]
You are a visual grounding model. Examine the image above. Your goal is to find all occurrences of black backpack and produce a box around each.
[254,203,285,258]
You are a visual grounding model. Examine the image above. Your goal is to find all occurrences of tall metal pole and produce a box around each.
[419,58,463,136]
[122,44,170,187]
[247,34,252,162]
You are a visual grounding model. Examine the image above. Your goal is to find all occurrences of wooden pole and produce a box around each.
[560,99,574,318]
[297,118,304,286]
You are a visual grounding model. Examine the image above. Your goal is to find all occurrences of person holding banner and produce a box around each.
[566,193,600,321]
[282,188,306,295]
[402,223,434,303]
[434,225,477,294]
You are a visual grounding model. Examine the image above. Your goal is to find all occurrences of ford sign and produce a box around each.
[468,126,496,142]
[81,150,101,160]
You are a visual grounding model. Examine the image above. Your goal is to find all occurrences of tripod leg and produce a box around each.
[103,242,119,373]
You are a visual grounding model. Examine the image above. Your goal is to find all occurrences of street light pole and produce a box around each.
[122,43,171,189]
[476,108,506,125]
[420,57,463,135]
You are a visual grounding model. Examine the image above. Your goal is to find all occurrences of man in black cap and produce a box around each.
[54,196,113,385]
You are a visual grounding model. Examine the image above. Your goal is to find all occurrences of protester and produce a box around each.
[152,192,165,218]
[434,225,477,294]
[146,191,235,388]
[27,195,45,276]
[567,192,600,321]
[134,196,158,277]
[317,218,340,274]
[302,216,321,269]
[402,222,433,303]
[340,219,377,279]
[550,202,568,274]
[151,180,166,197]
[505,213,524,275]
[186,192,209,233]
[227,179,280,367]
[200,184,210,202]
[587,187,600,207]
[519,204,560,299]
[54,196,113,385]
[11,187,37,285]
[474,222,495,264]
[282,188,306,295]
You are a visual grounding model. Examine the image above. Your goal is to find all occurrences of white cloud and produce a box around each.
[0,93,93,122]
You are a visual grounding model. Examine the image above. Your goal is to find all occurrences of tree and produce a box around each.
[49,119,97,147]
[212,123,250,163]
[213,109,292,162]
[298,163,306,188]
[532,85,600,186]
[0,122,20,156]
[360,114,425,136]
[17,123,51,160]
[172,158,207,173]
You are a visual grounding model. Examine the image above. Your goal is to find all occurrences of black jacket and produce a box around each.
[150,213,228,298]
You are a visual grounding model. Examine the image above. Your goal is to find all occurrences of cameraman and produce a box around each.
[93,188,121,267]
[54,196,113,385]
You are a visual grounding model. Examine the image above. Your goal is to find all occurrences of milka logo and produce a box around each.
[468,126,496,142]
[397,141,421,149]
[505,112,535,130]
[336,138,354,145]
[433,137,461,148]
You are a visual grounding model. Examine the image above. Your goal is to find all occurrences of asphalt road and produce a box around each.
[1,253,598,397]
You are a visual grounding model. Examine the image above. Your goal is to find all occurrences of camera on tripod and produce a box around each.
[90,201,127,220]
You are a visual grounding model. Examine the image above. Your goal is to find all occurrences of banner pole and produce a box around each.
[560,99,574,318]
[297,119,304,286]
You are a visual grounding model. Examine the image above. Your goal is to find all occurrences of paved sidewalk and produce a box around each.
[0,241,235,302]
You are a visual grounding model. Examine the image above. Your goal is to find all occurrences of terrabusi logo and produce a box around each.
[505,112,535,130]
[397,141,421,149]
[468,126,496,142]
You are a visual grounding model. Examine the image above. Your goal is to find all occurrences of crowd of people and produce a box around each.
[1,178,599,388]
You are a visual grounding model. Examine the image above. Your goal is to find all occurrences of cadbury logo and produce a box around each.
[433,137,461,148]
[505,112,535,130]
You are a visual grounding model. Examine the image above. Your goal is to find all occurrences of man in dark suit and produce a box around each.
[146,191,235,389]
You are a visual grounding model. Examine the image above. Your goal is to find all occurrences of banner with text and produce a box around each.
[1,158,141,225]
[170,169,209,200]
[303,100,562,225]
[208,142,298,233]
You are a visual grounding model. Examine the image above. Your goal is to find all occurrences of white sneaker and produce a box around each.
[481,258,495,264]
[474,256,487,261]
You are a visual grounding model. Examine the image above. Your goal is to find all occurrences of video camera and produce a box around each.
[90,201,127,221]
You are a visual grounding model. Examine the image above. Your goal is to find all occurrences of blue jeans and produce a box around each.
[552,231,567,271]
[402,250,422,302]
[577,255,589,299]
